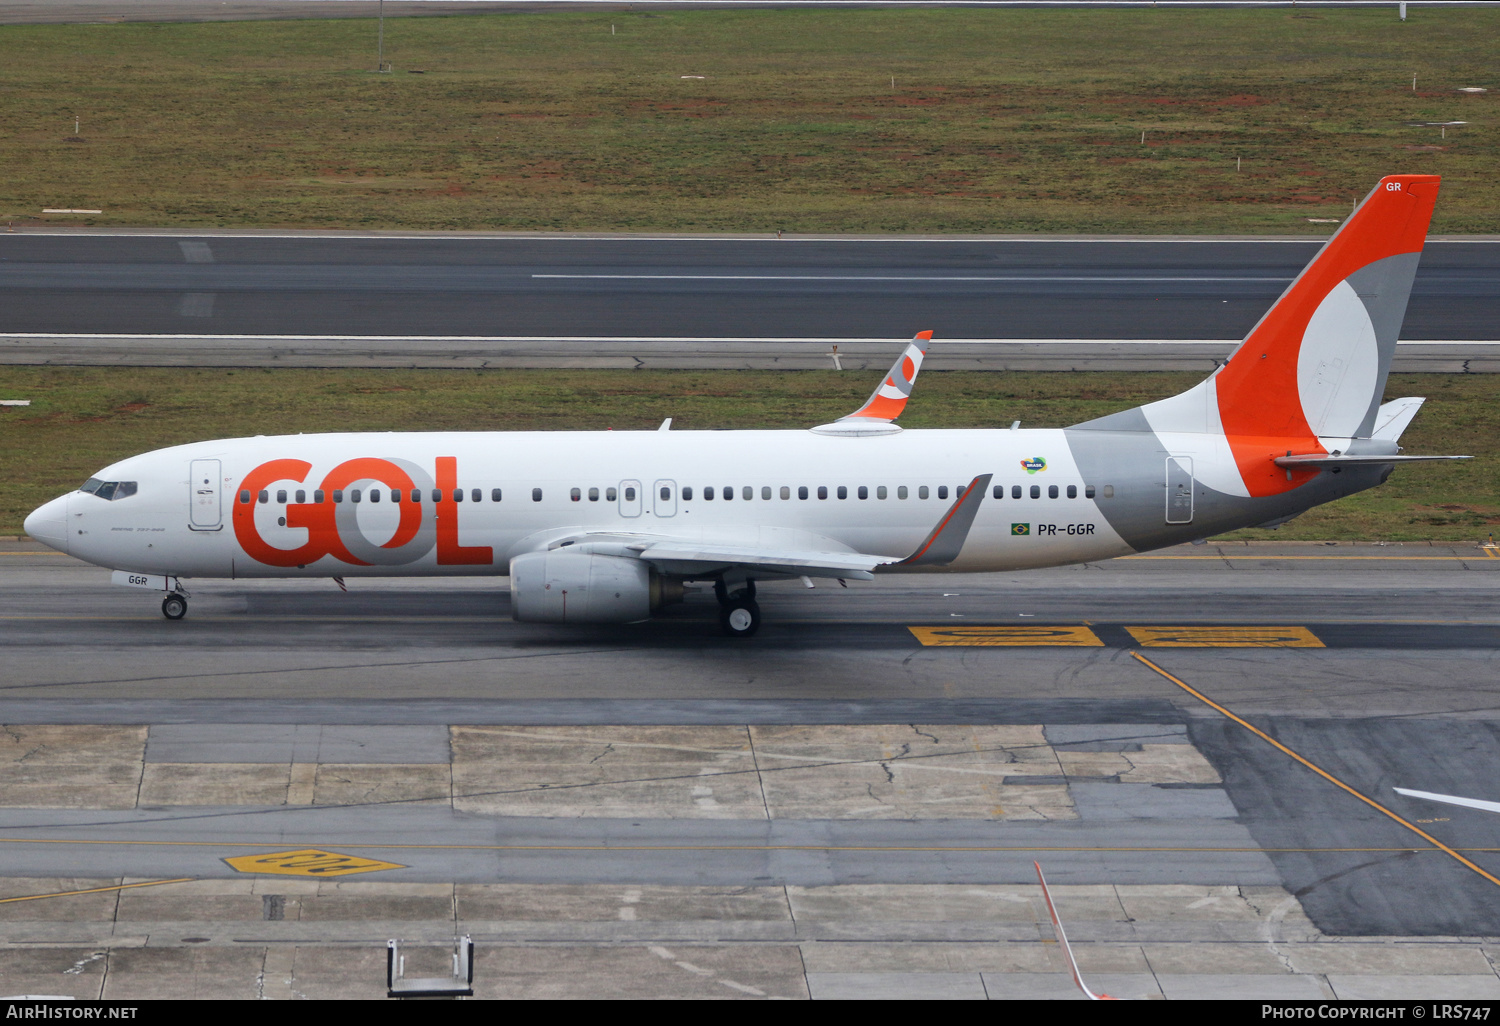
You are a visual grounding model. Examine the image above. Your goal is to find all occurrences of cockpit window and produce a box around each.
[78,479,137,501]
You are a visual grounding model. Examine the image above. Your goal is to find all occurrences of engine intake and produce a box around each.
[509,550,654,624]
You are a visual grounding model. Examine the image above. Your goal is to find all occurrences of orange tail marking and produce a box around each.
[1216,175,1438,496]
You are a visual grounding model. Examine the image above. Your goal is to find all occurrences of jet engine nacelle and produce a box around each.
[509,550,653,624]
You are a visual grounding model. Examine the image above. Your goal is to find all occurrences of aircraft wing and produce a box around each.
[546,474,992,580]
[636,540,882,580]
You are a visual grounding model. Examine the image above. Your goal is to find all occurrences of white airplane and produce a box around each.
[24,174,1466,636]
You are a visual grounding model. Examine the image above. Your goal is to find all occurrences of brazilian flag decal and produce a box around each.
[1011,523,1030,536]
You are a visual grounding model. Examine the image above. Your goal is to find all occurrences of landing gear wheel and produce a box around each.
[161,594,187,620]
[719,599,760,638]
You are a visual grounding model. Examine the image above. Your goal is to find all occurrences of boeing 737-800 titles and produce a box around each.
[24,175,1467,636]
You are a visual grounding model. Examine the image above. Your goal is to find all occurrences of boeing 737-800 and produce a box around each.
[24,175,1466,636]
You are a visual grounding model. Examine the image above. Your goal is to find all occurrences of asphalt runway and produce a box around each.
[4,233,1498,370]
[3,539,1500,939]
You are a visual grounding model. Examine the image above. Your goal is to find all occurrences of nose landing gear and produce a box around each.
[714,577,760,637]
[161,592,188,620]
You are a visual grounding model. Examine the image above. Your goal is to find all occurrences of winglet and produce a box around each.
[893,473,990,567]
[841,331,931,422]
[1035,861,1115,1001]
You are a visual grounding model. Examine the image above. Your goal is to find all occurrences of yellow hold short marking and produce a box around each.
[224,848,405,877]
[909,625,1103,646]
[1127,626,1324,648]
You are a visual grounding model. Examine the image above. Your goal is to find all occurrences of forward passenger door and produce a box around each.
[189,458,222,530]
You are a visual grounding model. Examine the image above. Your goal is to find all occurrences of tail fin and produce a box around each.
[1074,175,1439,498]
[1218,175,1438,443]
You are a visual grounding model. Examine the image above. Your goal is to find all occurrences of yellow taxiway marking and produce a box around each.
[224,848,405,877]
[0,877,194,905]
[1132,651,1500,891]
[1484,545,1500,559]
[909,625,1103,647]
[1127,625,1324,648]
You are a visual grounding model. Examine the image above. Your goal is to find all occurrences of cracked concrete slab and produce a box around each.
[1045,724,1192,748]
[981,972,1165,1000]
[472,944,810,1000]
[1155,973,1330,999]
[456,884,790,923]
[100,947,265,1000]
[450,725,766,819]
[801,942,1056,974]
[0,725,145,809]
[807,971,989,1000]
[752,724,1073,821]
[1056,744,1221,784]
[1328,974,1500,999]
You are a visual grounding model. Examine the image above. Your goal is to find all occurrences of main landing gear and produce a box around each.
[714,578,760,638]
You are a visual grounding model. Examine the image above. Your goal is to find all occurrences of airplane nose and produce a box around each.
[23,495,69,554]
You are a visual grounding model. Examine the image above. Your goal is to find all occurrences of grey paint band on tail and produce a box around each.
[1346,252,1421,439]
[1063,426,1388,553]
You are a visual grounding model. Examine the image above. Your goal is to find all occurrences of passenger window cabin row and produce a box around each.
[686,483,1101,501]
[242,487,505,505]
[242,483,1115,505]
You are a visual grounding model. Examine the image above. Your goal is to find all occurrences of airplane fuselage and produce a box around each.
[34,425,1383,580]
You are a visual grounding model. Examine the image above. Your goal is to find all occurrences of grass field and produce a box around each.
[0,367,1492,542]
[1,7,1496,233]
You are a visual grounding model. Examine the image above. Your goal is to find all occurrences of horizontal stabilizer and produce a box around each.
[1273,453,1470,468]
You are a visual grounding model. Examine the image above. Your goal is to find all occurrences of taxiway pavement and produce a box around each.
[4,540,1500,997]
[3,541,1500,932]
